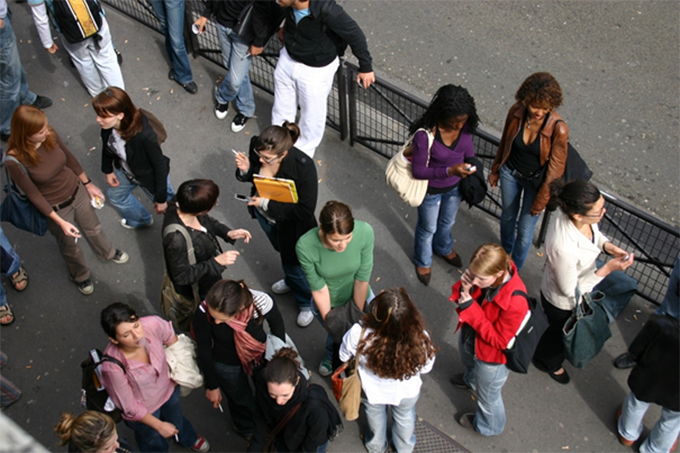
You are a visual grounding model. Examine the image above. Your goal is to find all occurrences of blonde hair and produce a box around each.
[469,243,510,277]
[54,411,116,452]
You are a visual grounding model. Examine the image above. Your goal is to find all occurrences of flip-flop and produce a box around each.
[0,304,15,326]
[9,266,28,292]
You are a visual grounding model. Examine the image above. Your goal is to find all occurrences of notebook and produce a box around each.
[253,174,298,203]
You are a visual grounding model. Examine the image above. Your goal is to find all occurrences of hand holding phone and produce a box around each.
[234,194,251,202]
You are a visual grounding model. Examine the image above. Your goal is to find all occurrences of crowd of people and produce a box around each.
[1,0,678,452]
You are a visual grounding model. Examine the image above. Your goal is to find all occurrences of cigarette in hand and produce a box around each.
[218,403,224,413]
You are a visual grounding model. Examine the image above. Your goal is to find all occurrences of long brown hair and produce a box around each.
[358,288,438,380]
[6,105,55,167]
[91,87,143,140]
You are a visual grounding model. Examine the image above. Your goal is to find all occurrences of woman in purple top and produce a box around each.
[411,84,479,286]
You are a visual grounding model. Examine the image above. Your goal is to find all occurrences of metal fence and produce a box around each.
[102,0,678,305]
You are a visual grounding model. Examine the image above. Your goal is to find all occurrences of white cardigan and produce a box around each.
[541,211,608,310]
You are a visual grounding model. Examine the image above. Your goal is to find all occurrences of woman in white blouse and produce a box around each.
[533,179,637,384]
[340,288,437,453]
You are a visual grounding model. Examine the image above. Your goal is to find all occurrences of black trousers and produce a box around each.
[532,292,572,372]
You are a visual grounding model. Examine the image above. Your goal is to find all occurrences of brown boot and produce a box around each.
[416,266,431,286]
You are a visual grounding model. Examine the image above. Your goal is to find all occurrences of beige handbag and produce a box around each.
[385,128,434,207]
[165,333,204,396]
[331,327,367,421]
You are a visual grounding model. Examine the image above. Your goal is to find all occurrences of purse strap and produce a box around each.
[265,402,303,450]
[3,155,30,196]
[163,224,200,303]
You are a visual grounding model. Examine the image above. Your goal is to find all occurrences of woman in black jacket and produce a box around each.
[248,347,341,453]
[235,122,318,328]
[93,87,174,229]
[194,279,286,440]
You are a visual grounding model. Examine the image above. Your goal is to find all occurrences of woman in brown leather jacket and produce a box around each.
[489,72,568,270]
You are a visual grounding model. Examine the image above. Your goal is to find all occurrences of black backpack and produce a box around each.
[49,0,104,44]
[80,348,125,423]
[503,290,549,374]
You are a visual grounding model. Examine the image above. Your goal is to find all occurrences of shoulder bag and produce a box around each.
[164,333,204,396]
[562,286,611,368]
[1,156,47,236]
[160,224,201,332]
[331,326,366,421]
[503,290,549,373]
[385,128,433,207]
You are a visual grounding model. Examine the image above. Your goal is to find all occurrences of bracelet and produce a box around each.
[83,178,92,185]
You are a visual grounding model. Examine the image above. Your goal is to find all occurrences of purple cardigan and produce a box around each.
[411,126,475,189]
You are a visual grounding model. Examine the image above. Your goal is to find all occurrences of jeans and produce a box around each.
[363,394,419,453]
[0,10,37,135]
[125,385,198,453]
[253,209,312,311]
[0,226,21,308]
[618,391,680,453]
[413,186,462,268]
[460,332,509,436]
[149,0,193,84]
[213,361,256,437]
[593,260,638,323]
[657,254,679,320]
[499,164,541,270]
[107,168,175,227]
[215,23,255,117]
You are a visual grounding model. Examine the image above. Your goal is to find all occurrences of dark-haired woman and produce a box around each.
[296,200,375,377]
[340,288,437,453]
[532,180,637,384]
[193,279,286,440]
[489,72,568,270]
[5,106,128,296]
[410,84,479,286]
[248,348,341,453]
[92,87,174,229]
[235,122,318,328]
[99,303,209,453]
[54,411,135,453]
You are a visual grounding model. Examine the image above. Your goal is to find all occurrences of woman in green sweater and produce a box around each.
[296,200,375,377]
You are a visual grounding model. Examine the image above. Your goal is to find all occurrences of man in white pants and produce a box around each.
[252,0,374,158]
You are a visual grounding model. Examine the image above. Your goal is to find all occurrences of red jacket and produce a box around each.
[449,262,529,364]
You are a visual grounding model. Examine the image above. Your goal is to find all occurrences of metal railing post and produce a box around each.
[336,62,348,141]
[347,65,356,146]
[536,211,552,248]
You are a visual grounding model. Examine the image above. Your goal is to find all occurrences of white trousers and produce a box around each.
[271,47,339,157]
[62,18,125,97]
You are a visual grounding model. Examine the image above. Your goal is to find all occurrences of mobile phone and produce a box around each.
[466,165,477,172]
[623,254,630,261]
[234,194,250,202]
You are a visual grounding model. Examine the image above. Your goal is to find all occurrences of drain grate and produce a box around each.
[413,417,471,453]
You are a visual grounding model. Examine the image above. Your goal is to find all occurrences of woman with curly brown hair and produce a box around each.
[339,288,437,453]
[489,72,569,270]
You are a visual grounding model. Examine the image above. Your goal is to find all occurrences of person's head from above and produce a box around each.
[515,72,563,123]
[548,179,604,224]
[467,243,511,289]
[176,179,220,215]
[92,87,142,138]
[253,121,300,166]
[205,279,261,324]
[7,105,55,158]
[100,302,144,351]
[411,84,479,135]
[54,411,119,453]
[318,200,354,253]
[263,347,301,406]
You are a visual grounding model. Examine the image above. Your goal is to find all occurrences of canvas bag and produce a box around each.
[562,287,611,368]
[385,128,433,207]
[164,333,204,396]
[331,326,366,421]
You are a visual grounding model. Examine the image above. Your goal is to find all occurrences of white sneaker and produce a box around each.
[297,310,314,327]
[318,357,333,377]
[271,279,291,294]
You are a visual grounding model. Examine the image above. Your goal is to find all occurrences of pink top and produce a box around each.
[100,316,176,422]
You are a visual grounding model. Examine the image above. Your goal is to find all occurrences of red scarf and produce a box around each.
[226,304,266,375]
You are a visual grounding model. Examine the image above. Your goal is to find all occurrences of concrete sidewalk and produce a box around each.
[0,5,660,452]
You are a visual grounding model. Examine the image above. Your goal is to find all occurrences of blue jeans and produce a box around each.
[499,164,541,270]
[593,260,638,323]
[657,254,679,320]
[215,23,255,117]
[149,0,193,84]
[0,10,37,135]
[363,394,419,453]
[213,361,256,437]
[0,226,22,308]
[460,332,509,436]
[125,385,198,453]
[413,186,462,268]
[107,168,175,227]
[618,391,680,453]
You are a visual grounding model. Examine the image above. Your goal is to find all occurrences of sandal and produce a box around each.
[10,266,28,292]
[0,305,15,326]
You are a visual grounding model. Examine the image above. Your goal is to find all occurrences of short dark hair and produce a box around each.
[515,72,563,110]
[410,84,479,134]
[263,347,300,386]
[100,302,139,339]
[176,179,219,214]
[547,179,601,218]
[319,200,354,235]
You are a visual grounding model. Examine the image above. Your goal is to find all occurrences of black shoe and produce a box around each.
[215,102,229,120]
[0,132,9,142]
[115,48,123,65]
[32,95,53,109]
[76,279,94,295]
[169,70,198,94]
[441,250,463,267]
[231,113,248,132]
[548,368,570,385]
[415,266,431,286]
[450,373,472,390]
[458,413,477,432]
[614,352,636,369]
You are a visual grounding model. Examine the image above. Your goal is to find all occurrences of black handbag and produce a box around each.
[233,2,255,42]
[562,288,611,368]
[1,156,47,236]
[503,290,549,373]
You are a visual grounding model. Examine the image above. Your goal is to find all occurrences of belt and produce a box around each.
[53,185,79,211]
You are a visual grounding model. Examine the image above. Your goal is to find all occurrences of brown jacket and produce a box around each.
[490,102,569,212]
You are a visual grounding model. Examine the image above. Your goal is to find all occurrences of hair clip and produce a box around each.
[239,282,244,288]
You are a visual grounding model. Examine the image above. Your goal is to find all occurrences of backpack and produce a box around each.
[502,290,549,374]
[319,0,348,58]
[48,0,104,44]
[80,348,125,423]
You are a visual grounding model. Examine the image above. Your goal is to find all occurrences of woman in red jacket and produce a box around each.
[449,243,529,436]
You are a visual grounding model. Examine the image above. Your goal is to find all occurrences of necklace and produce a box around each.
[526,118,532,129]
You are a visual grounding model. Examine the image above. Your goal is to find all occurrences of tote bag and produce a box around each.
[1,156,47,236]
[562,288,611,368]
[385,128,433,207]
[331,327,366,421]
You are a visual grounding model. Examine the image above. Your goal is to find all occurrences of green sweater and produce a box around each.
[296,221,374,308]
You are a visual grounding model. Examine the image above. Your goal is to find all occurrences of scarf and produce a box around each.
[226,304,266,375]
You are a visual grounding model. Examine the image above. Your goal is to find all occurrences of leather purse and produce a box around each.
[562,287,611,368]
[1,156,48,236]
[385,128,433,207]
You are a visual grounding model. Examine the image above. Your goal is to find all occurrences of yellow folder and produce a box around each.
[253,174,298,204]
